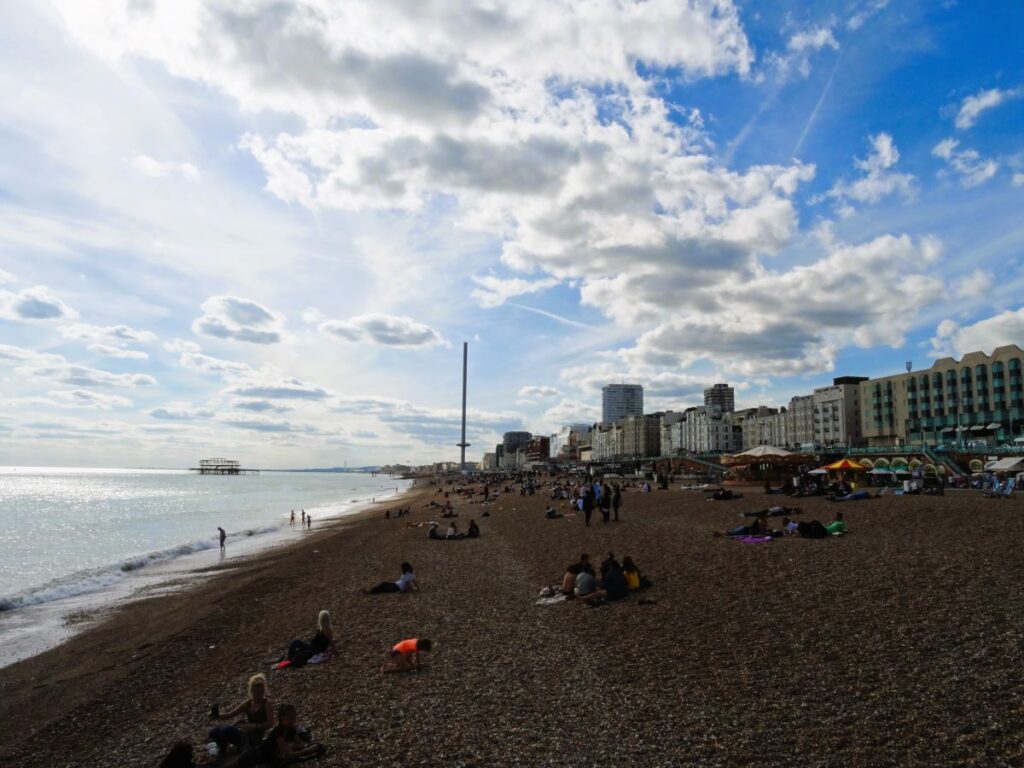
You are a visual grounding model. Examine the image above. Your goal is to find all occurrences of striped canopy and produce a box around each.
[822,458,867,471]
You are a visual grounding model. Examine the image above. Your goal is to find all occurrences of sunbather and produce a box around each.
[743,506,802,518]
[279,609,334,667]
[208,674,273,757]
[365,562,417,594]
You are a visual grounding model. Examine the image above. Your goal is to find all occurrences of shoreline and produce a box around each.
[0,478,413,669]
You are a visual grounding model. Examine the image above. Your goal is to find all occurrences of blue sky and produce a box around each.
[0,0,1022,468]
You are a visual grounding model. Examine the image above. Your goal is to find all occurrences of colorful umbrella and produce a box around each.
[822,458,866,471]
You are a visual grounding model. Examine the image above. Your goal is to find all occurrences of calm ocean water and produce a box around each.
[0,467,410,664]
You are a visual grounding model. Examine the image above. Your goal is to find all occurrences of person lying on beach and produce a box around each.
[715,517,770,538]
[825,512,847,535]
[222,703,325,767]
[467,519,480,538]
[827,490,871,502]
[365,562,418,594]
[545,506,563,519]
[208,673,273,756]
[278,610,334,668]
[381,638,433,673]
[743,506,802,518]
[159,742,197,768]
[707,488,741,501]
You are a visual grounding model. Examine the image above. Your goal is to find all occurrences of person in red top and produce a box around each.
[381,638,433,673]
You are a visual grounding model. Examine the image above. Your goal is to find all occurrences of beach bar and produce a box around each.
[189,458,259,476]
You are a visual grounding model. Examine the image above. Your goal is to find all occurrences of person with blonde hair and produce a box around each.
[207,673,274,757]
[278,609,335,668]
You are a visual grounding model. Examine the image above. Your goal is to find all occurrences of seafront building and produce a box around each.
[859,345,1024,447]
[703,383,735,413]
[550,423,592,460]
[602,384,643,424]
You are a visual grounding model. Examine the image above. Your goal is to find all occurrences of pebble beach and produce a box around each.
[1,479,1023,767]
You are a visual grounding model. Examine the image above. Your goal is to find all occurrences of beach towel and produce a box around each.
[734,535,773,544]
[307,652,332,664]
[535,594,569,606]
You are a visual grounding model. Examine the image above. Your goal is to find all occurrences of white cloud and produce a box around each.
[0,285,78,320]
[930,308,1024,357]
[770,23,839,79]
[226,378,330,400]
[49,389,133,409]
[1014,173,1024,187]
[542,398,600,427]
[130,154,200,182]
[932,138,999,187]
[164,339,253,376]
[471,275,560,308]
[847,0,889,30]
[149,402,215,420]
[193,295,285,344]
[0,269,14,284]
[317,313,446,348]
[86,343,149,360]
[955,86,1023,130]
[954,269,994,299]
[59,322,157,345]
[518,385,560,399]
[0,343,155,388]
[820,132,915,215]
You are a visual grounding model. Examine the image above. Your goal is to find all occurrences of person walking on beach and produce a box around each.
[600,484,612,524]
[582,485,594,527]
[306,514,312,529]
[218,527,226,553]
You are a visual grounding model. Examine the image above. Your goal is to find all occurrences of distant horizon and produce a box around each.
[2,1,1023,468]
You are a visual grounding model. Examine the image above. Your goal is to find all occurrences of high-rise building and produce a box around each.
[704,383,735,413]
[501,431,532,455]
[602,384,643,424]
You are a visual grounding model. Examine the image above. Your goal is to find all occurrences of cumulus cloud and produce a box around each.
[930,308,1024,357]
[0,343,155,388]
[955,86,1023,130]
[226,378,329,400]
[164,339,253,376]
[518,385,560,399]
[86,343,149,360]
[149,402,215,420]
[193,296,285,344]
[59,322,157,345]
[471,275,560,308]
[233,399,292,414]
[47,389,133,409]
[0,285,77,321]
[954,269,994,299]
[0,269,14,284]
[932,138,999,187]
[317,313,446,348]
[820,132,915,216]
[542,398,600,426]
[769,23,839,79]
[220,417,297,433]
[130,154,200,182]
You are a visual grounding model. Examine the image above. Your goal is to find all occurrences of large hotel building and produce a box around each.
[860,345,1024,447]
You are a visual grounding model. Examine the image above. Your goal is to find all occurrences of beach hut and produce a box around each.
[859,458,875,469]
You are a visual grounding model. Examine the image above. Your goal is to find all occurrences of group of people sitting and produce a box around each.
[553,552,649,605]
[384,507,412,519]
[428,519,480,540]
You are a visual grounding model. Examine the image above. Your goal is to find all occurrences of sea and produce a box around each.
[0,466,412,667]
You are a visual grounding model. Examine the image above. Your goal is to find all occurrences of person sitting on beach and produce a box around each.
[365,562,418,594]
[621,556,650,591]
[574,565,604,602]
[445,522,462,539]
[222,703,324,767]
[467,519,480,538]
[381,638,433,673]
[603,560,628,601]
[599,552,620,580]
[208,673,273,757]
[545,505,562,519]
[279,610,334,667]
[428,522,442,539]
[561,563,581,596]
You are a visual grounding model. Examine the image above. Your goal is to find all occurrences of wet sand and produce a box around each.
[2,480,1023,767]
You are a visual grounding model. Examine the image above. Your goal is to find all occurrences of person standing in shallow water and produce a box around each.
[218,527,226,553]
[289,510,295,526]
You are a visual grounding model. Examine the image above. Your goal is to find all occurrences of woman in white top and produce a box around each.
[365,562,418,594]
